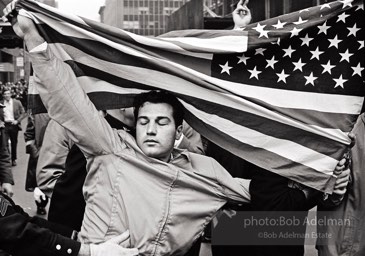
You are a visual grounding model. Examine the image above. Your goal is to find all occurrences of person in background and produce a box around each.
[37,111,132,231]
[0,103,13,198]
[1,88,27,166]
[23,113,51,215]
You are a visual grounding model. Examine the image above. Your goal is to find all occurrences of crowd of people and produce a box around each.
[0,0,364,256]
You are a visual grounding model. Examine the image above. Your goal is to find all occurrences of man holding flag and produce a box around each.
[3,2,253,255]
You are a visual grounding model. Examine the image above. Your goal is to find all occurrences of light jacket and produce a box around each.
[30,45,251,256]
[317,114,365,256]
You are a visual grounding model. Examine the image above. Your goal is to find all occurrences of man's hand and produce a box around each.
[2,183,14,198]
[333,168,350,196]
[33,187,47,203]
[89,231,139,256]
[3,0,33,39]
[233,0,252,29]
[2,0,45,50]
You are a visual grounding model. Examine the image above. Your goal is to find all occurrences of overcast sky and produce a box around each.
[56,0,105,21]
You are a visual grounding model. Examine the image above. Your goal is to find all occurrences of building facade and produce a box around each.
[100,0,190,36]
[204,0,337,23]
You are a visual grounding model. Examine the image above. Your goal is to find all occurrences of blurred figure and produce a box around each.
[24,113,50,215]
[0,103,14,197]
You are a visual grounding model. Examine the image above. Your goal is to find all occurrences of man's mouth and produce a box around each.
[144,139,158,145]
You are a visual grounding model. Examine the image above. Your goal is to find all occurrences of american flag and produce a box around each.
[20,0,364,193]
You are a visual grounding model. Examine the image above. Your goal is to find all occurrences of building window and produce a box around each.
[163,7,173,15]
[139,7,149,15]
[123,21,140,29]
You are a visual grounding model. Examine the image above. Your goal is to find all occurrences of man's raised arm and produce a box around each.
[3,1,122,157]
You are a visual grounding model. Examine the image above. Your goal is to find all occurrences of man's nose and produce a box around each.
[146,122,157,135]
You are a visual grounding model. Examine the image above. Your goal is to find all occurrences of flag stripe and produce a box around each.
[180,100,341,172]
[179,96,348,159]
[183,108,338,193]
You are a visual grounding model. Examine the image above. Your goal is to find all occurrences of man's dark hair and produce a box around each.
[2,89,10,95]
[133,90,184,128]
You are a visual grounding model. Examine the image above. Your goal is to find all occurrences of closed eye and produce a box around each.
[138,117,149,125]
[157,118,170,126]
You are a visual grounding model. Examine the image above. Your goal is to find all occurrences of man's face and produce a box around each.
[3,91,11,101]
[136,102,182,162]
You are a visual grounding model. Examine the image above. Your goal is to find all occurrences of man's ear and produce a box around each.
[175,124,183,140]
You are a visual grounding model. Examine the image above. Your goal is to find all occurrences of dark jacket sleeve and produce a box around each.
[0,192,81,256]
[249,168,316,211]
[0,129,13,185]
[24,116,36,143]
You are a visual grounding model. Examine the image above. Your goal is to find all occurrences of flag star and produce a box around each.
[328,35,342,49]
[0,27,2,34]
[248,67,262,80]
[356,5,364,11]
[253,23,269,38]
[320,4,331,10]
[300,34,313,46]
[237,54,250,65]
[266,56,278,69]
[340,0,352,9]
[352,63,364,77]
[272,20,286,29]
[255,48,266,56]
[293,17,308,25]
[299,9,309,13]
[293,58,306,72]
[283,46,295,58]
[347,24,361,37]
[310,47,324,60]
[276,70,290,83]
[339,49,353,63]
[219,61,233,75]
[337,12,350,23]
[304,72,318,86]
[333,74,347,88]
[359,40,364,50]
[317,21,330,35]
[290,27,303,37]
[321,60,335,74]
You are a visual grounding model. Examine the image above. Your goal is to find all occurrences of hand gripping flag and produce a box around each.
[19,0,364,193]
